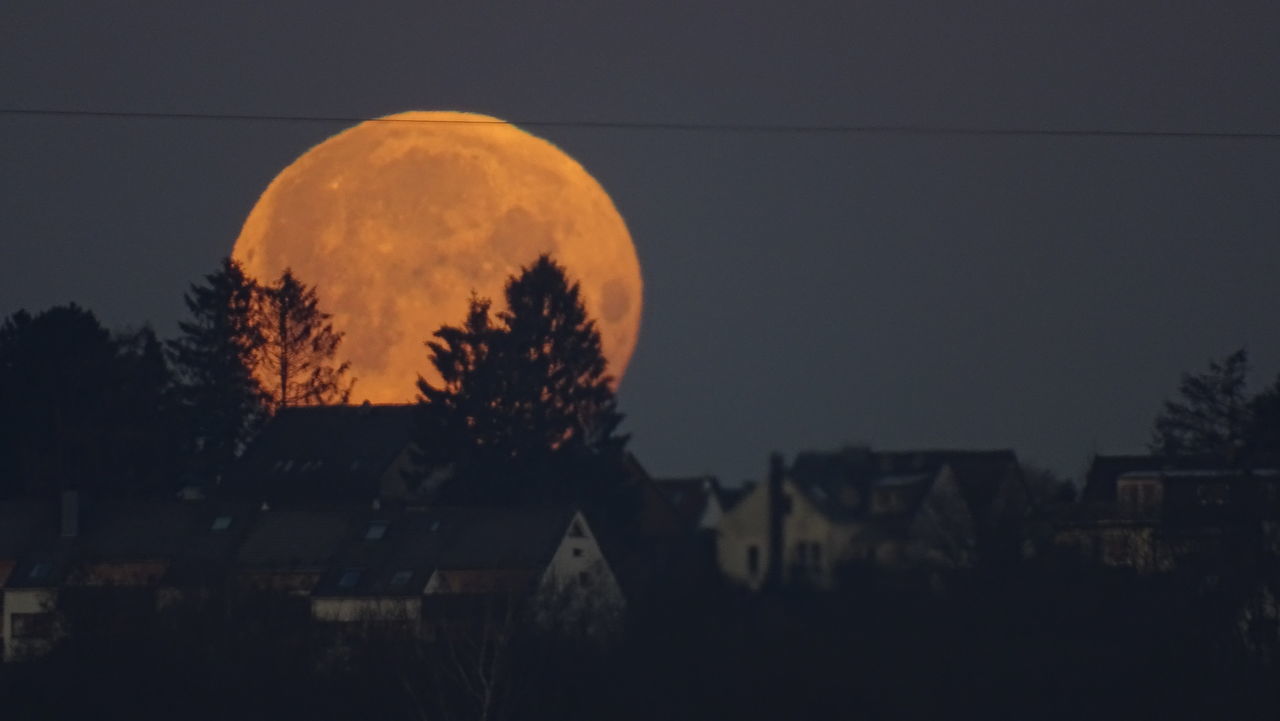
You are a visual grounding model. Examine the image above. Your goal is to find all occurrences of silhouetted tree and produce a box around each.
[0,305,178,497]
[257,268,352,410]
[0,305,115,496]
[167,258,265,483]
[108,325,184,494]
[413,255,628,510]
[1151,348,1252,458]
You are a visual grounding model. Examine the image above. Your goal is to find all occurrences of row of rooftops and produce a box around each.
[782,447,1022,523]
[0,494,581,598]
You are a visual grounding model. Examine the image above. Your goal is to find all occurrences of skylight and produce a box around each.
[365,521,389,540]
[338,569,362,589]
[211,515,232,531]
[29,562,52,580]
[389,570,413,587]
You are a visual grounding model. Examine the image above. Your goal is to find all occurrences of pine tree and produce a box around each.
[413,255,627,506]
[1151,348,1252,458]
[167,257,265,483]
[256,268,352,410]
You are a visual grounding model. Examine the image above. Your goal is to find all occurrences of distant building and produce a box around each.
[717,448,1028,590]
[1054,455,1280,573]
[222,403,423,506]
[310,507,623,640]
[0,493,624,662]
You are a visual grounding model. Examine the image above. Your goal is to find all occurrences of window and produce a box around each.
[747,546,760,575]
[210,516,232,532]
[389,570,413,587]
[578,571,590,586]
[338,569,362,589]
[28,562,52,580]
[12,612,54,639]
[365,521,389,540]
[811,543,822,566]
[568,520,586,538]
[572,547,584,558]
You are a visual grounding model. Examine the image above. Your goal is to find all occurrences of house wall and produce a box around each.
[535,513,626,634]
[717,481,770,589]
[717,480,861,590]
[908,468,977,568]
[312,596,421,623]
[780,485,856,589]
[2,588,58,662]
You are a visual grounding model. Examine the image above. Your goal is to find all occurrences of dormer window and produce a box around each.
[365,521,389,540]
[210,516,232,532]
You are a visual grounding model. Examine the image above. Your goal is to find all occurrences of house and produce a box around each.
[0,493,257,661]
[309,506,624,640]
[223,403,422,506]
[1054,455,1280,573]
[717,448,1027,590]
[0,499,62,662]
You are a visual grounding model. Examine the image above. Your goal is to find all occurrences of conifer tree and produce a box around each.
[413,254,627,507]
[1151,348,1252,457]
[256,268,353,410]
[167,257,265,482]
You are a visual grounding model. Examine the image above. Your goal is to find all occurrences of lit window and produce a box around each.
[365,521,389,540]
[338,569,362,589]
[210,516,232,531]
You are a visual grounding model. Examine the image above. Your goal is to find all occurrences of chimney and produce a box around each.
[61,490,79,539]
[765,452,789,590]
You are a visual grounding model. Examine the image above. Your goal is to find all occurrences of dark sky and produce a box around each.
[3,2,1279,484]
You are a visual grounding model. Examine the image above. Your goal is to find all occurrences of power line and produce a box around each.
[1,106,1278,140]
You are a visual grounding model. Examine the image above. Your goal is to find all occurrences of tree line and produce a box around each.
[0,254,629,510]
[0,261,351,497]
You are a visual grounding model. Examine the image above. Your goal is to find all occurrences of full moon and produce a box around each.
[232,111,642,403]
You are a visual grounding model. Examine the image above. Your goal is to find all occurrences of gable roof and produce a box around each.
[225,403,417,505]
[235,509,354,570]
[786,448,1020,524]
[311,506,577,597]
[1081,454,1237,503]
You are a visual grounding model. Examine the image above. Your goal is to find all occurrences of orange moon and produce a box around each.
[232,111,642,403]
